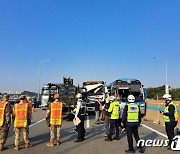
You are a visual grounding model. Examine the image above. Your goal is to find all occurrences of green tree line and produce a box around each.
[147,85,180,101]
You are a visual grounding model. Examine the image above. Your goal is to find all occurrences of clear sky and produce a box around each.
[0,0,180,92]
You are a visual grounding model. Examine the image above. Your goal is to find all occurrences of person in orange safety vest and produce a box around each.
[13,95,33,151]
[46,94,63,147]
[0,94,12,151]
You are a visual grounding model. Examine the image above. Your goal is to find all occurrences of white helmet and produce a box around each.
[109,96,115,101]
[128,95,135,103]
[163,94,172,101]
[76,93,82,99]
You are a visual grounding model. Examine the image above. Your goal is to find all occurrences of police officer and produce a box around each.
[13,95,32,151]
[161,94,178,150]
[46,94,63,147]
[0,94,12,151]
[105,96,120,141]
[74,93,86,142]
[122,95,144,153]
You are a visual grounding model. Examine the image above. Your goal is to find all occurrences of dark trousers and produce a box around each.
[108,119,119,139]
[77,115,85,140]
[119,118,124,129]
[105,116,110,136]
[126,125,140,150]
[165,122,175,147]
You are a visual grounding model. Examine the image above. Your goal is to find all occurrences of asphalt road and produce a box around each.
[1,109,179,154]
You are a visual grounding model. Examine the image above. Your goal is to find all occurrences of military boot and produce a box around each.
[56,140,61,145]
[0,144,4,151]
[14,145,19,151]
[46,141,54,147]
[25,143,33,148]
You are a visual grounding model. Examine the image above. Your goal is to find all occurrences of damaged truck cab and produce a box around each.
[108,78,147,117]
[82,81,108,112]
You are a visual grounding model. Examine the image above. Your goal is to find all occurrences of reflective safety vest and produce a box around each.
[127,103,139,123]
[164,102,178,122]
[73,108,77,113]
[14,103,28,128]
[0,102,8,127]
[50,102,63,126]
[108,101,120,119]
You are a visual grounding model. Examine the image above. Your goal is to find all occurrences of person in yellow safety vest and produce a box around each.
[105,96,120,141]
[0,94,12,151]
[122,95,144,153]
[13,95,32,151]
[46,94,63,147]
[160,94,178,150]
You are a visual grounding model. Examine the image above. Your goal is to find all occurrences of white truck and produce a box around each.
[41,83,60,109]
[82,81,108,112]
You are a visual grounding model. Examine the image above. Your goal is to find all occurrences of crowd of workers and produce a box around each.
[0,92,178,153]
[93,95,144,153]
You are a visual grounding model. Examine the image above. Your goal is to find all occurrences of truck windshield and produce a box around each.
[42,90,50,96]
[132,92,143,102]
[51,86,58,90]
[118,90,143,102]
[88,87,103,95]
[83,81,104,86]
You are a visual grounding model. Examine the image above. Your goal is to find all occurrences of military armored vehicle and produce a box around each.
[40,77,77,118]
[59,77,77,114]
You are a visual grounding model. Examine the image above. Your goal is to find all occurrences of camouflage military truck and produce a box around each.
[59,77,77,115]
[41,77,77,118]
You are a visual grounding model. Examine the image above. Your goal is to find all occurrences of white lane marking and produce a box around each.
[29,118,45,128]
[141,124,168,138]
[86,115,90,128]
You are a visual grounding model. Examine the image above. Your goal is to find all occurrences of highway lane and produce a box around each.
[1,109,179,154]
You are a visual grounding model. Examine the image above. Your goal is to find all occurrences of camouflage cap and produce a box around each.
[3,93,10,98]
[26,96,31,101]
[19,95,26,100]
[54,94,60,99]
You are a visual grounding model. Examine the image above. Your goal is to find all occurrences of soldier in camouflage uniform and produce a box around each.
[26,97,33,135]
[13,95,32,150]
[0,94,12,151]
[46,94,63,147]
